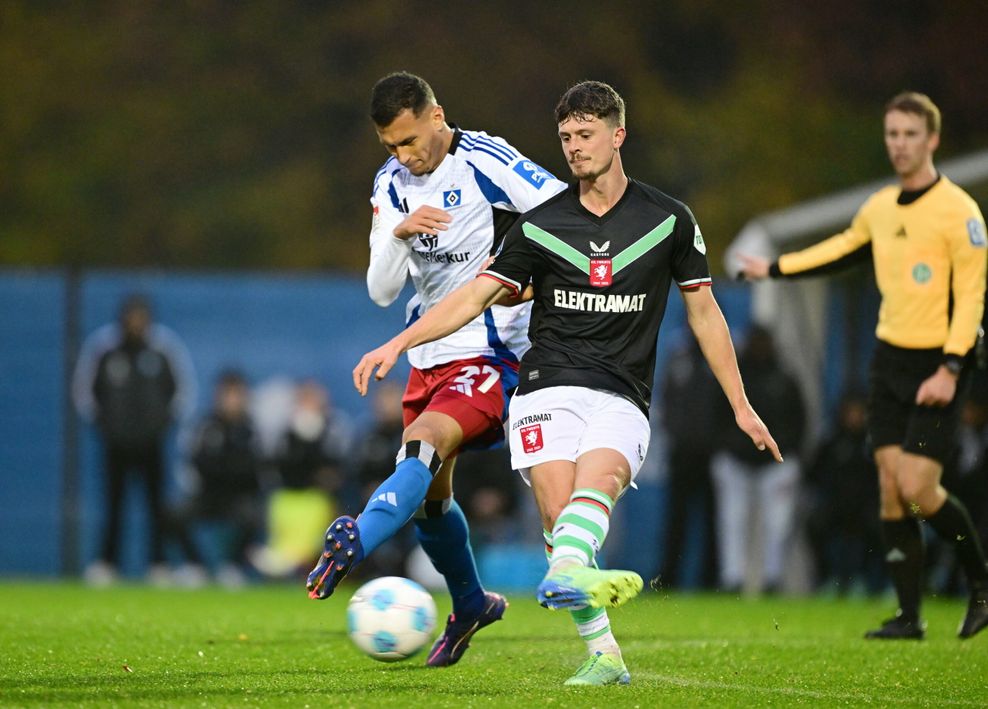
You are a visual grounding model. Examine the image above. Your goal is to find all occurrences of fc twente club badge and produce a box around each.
[589,259,612,287]
[589,240,612,287]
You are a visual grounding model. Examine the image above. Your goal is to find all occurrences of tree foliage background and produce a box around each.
[2,0,987,273]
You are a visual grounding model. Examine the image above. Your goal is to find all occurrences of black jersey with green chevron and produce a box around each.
[482,179,712,415]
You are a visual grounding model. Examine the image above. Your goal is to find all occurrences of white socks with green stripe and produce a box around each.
[571,605,620,657]
[543,487,622,658]
[548,488,613,575]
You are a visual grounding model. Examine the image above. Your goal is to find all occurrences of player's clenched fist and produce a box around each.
[353,341,403,396]
[393,205,452,240]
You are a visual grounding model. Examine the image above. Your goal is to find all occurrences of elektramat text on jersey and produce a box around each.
[553,290,647,313]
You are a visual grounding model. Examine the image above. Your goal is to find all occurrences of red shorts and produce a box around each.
[403,356,515,450]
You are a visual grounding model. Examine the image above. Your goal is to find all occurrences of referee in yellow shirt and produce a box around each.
[740,92,988,640]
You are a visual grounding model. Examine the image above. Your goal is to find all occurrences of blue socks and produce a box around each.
[352,440,485,618]
[415,497,485,618]
[355,441,441,558]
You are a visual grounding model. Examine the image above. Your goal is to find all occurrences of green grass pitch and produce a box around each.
[1,582,986,707]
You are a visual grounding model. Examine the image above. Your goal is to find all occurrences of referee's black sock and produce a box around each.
[882,517,925,620]
[925,494,988,588]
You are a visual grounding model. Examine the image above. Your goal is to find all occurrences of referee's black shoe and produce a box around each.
[864,611,926,640]
[958,585,988,639]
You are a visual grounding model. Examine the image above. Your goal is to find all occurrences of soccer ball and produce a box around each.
[346,576,437,662]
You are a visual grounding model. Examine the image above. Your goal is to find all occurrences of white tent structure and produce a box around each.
[724,148,988,442]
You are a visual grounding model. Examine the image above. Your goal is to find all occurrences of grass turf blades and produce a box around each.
[1,582,986,707]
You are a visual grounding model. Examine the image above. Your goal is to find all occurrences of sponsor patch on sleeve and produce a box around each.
[693,224,707,255]
[512,160,556,189]
[967,218,987,247]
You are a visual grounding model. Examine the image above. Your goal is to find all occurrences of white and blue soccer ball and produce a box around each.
[346,576,437,662]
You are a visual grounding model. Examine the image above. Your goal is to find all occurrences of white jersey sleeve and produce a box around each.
[72,323,118,421]
[148,323,198,423]
[367,159,413,307]
[455,130,567,215]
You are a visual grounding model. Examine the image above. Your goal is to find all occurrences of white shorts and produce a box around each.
[507,386,651,485]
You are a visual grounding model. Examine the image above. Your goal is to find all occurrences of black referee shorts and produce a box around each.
[868,340,971,464]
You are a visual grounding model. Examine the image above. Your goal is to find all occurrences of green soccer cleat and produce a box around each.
[537,566,644,610]
[563,651,631,686]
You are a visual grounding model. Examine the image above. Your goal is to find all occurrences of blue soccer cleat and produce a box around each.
[537,566,643,610]
[306,516,363,600]
[426,592,507,667]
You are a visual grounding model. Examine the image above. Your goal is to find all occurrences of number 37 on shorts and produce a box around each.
[449,364,500,397]
[403,357,511,445]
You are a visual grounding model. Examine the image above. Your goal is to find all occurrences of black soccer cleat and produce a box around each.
[864,611,926,640]
[425,592,507,667]
[958,586,988,639]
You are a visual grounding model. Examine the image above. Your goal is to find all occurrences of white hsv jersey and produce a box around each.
[368,127,567,371]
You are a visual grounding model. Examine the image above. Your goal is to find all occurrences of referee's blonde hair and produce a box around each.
[885,92,941,135]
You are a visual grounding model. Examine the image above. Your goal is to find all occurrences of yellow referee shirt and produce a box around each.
[778,176,987,356]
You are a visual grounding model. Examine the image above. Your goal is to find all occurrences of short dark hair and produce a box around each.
[885,91,941,134]
[118,293,151,321]
[217,368,247,389]
[555,81,625,127]
[370,72,437,127]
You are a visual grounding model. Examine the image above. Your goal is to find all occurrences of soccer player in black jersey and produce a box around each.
[355,81,781,685]
[739,92,988,641]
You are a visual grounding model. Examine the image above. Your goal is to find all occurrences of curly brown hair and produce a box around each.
[554,81,625,128]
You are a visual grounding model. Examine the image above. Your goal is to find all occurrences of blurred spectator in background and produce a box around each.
[347,380,413,581]
[658,336,721,590]
[250,379,352,577]
[165,369,263,588]
[350,380,406,508]
[453,447,524,549]
[712,325,805,594]
[804,388,884,596]
[72,293,196,585]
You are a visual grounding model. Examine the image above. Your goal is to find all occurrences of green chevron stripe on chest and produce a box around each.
[612,215,676,274]
[522,223,590,274]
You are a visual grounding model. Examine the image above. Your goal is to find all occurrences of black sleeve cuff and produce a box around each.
[942,353,964,376]
[768,261,783,278]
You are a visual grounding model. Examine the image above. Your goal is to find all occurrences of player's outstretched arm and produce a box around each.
[736,254,771,281]
[681,286,783,462]
[493,283,534,307]
[477,256,534,306]
[733,403,782,462]
[353,275,510,395]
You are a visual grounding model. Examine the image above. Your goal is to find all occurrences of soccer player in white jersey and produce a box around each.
[353,80,782,685]
[306,72,567,668]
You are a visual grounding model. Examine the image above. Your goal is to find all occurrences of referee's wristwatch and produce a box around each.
[942,354,964,377]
